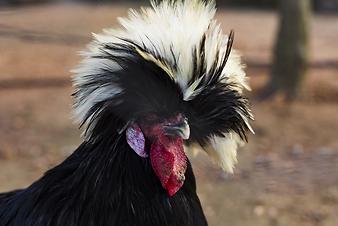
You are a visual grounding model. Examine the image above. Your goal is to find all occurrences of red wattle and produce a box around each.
[150,136,187,196]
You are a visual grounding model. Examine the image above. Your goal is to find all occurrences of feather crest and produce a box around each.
[72,0,253,172]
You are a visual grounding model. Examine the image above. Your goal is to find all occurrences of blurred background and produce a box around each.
[0,0,337,225]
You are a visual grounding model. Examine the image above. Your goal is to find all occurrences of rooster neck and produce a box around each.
[1,133,207,226]
[55,136,197,202]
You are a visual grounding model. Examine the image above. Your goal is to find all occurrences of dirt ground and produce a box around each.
[0,3,338,226]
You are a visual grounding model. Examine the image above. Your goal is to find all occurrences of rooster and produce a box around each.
[0,0,253,225]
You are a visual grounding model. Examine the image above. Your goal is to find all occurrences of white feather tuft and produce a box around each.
[205,133,244,173]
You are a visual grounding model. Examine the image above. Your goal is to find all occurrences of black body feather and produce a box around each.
[0,119,207,226]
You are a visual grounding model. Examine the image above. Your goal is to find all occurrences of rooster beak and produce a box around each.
[163,118,190,140]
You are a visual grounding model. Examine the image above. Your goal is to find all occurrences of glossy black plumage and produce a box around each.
[0,118,207,226]
[0,1,253,225]
[0,50,210,224]
[0,35,251,226]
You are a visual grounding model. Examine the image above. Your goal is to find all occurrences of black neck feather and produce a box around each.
[0,114,207,226]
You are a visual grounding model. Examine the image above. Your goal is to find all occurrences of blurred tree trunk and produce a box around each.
[262,0,311,100]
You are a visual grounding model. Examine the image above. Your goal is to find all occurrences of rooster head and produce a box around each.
[72,0,253,196]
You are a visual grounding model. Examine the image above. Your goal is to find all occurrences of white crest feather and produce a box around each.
[205,133,244,173]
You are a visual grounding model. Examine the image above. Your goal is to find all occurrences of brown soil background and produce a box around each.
[0,3,338,226]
